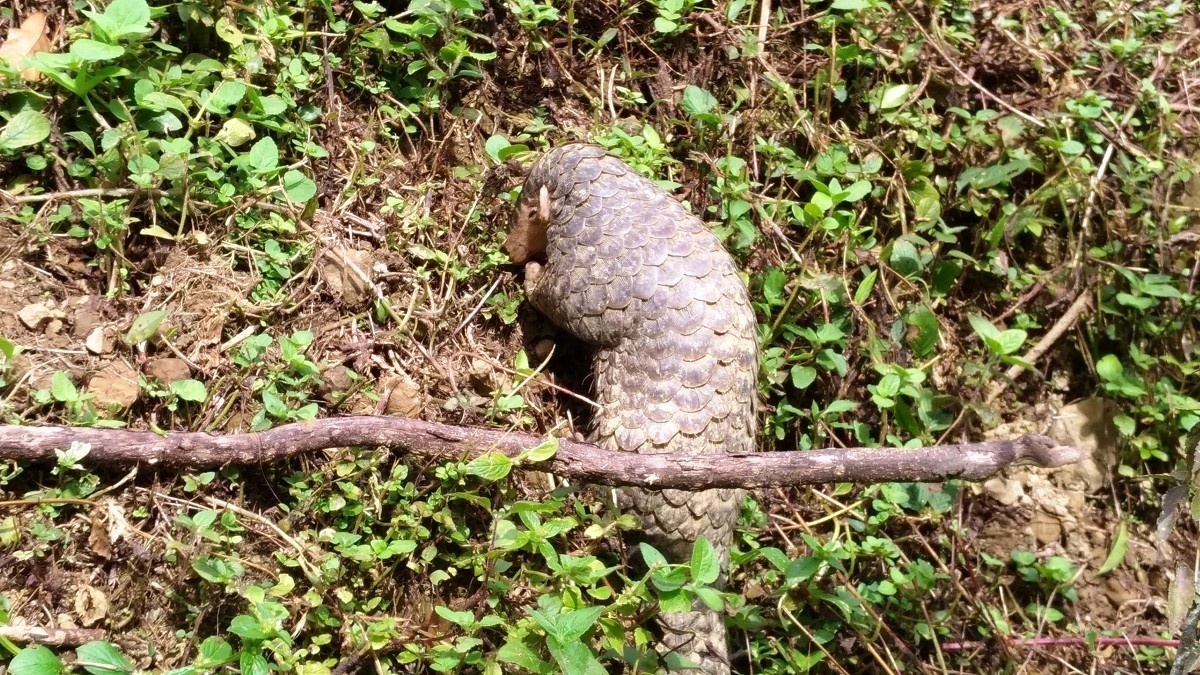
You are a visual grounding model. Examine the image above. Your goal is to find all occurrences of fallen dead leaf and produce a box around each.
[74,585,109,627]
[0,12,51,82]
[88,510,112,559]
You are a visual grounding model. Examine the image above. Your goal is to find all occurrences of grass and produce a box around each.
[0,0,1198,672]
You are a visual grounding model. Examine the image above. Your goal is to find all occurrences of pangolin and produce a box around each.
[505,143,759,673]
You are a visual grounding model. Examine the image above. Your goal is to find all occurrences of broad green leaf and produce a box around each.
[9,646,63,675]
[905,305,939,359]
[227,614,267,640]
[831,0,870,8]
[0,335,16,361]
[69,39,125,61]
[888,239,922,277]
[879,83,915,110]
[545,637,606,675]
[785,556,820,584]
[790,365,816,389]
[92,0,151,37]
[282,170,317,203]
[957,159,1031,191]
[0,110,51,151]
[690,536,720,585]
[466,452,513,481]
[204,81,247,113]
[138,92,189,114]
[127,154,158,175]
[124,309,168,344]
[171,379,208,402]
[680,85,718,117]
[696,586,724,611]
[1095,354,1124,381]
[841,179,872,203]
[550,606,603,643]
[246,137,279,173]
[76,642,133,675]
[239,652,270,675]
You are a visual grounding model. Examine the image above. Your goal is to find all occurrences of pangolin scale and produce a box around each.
[506,144,759,674]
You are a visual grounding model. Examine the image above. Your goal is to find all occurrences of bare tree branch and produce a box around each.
[0,417,1082,489]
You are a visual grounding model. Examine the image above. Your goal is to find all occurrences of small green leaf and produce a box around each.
[51,371,78,402]
[524,437,559,462]
[484,134,510,163]
[967,315,1001,342]
[994,329,1027,356]
[282,170,317,203]
[553,606,604,642]
[140,225,176,240]
[888,239,922,277]
[1097,519,1129,574]
[854,268,877,305]
[239,652,270,675]
[124,309,168,345]
[434,605,477,627]
[195,637,234,668]
[466,452,513,481]
[0,110,52,151]
[639,542,669,568]
[76,642,133,675]
[1059,139,1085,155]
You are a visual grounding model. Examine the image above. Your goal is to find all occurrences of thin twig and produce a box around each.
[986,290,1093,402]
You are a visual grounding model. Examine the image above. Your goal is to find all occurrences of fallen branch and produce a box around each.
[0,417,1081,489]
[0,625,107,647]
